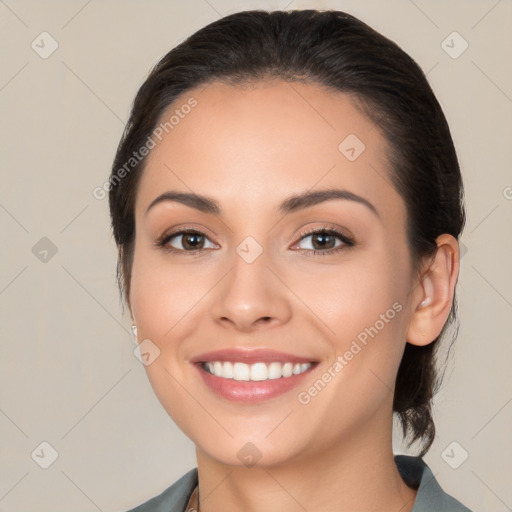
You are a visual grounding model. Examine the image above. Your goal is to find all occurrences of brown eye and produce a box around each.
[293,228,354,256]
[177,232,205,250]
[309,232,338,250]
[157,229,217,253]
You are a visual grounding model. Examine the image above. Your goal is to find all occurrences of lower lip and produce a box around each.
[195,363,315,403]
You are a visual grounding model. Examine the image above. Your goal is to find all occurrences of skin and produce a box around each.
[128,79,460,512]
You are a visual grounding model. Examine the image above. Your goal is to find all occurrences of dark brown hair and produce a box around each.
[109,9,465,456]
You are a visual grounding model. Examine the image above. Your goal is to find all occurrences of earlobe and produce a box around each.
[406,234,460,347]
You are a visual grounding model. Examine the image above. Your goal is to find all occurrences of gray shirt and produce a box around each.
[125,455,473,511]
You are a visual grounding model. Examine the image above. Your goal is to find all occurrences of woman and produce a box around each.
[109,9,472,512]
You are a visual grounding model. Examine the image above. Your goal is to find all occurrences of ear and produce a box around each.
[406,234,460,347]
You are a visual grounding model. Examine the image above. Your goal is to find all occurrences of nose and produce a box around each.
[209,247,292,333]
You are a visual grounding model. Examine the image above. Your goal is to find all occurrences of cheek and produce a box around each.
[290,249,411,395]
[289,261,409,429]
[130,249,204,341]
[291,254,408,339]
[129,252,199,422]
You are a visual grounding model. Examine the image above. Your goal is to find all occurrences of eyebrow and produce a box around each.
[145,188,380,218]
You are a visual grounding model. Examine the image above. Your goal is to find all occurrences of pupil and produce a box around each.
[184,234,203,249]
[313,233,334,250]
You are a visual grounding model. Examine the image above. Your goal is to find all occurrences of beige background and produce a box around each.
[1,0,511,510]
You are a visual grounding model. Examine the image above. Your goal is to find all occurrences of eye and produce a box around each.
[155,226,354,256]
[292,227,354,256]
[155,229,217,254]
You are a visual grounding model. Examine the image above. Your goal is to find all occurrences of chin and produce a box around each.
[196,437,306,469]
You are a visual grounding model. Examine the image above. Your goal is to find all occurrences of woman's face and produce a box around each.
[129,80,422,467]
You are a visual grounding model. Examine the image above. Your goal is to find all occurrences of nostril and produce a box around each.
[253,316,272,326]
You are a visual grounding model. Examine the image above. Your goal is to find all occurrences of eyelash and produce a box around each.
[155,226,355,257]
[294,226,355,256]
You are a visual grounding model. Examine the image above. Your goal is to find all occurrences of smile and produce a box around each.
[201,361,313,381]
[192,348,318,402]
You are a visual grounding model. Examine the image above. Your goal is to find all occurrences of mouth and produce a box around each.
[201,361,313,381]
[191,349,318,403]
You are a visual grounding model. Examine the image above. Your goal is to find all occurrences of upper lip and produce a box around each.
[190,348,318,364]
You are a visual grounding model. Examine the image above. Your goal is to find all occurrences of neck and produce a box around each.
[194,411,417,512]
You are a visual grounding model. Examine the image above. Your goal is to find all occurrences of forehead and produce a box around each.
[135,79,404,224]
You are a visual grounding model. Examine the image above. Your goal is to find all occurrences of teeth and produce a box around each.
[268,362,282,379]
[250,362,268,381]
[223,361,234,378]
[282,362,293,377]
[233,362,250,381]
[213,361,223,376]
[202,361,312,380]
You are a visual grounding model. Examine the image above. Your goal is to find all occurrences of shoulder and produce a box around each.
[395,455,473,512]
[124,467,198,512]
